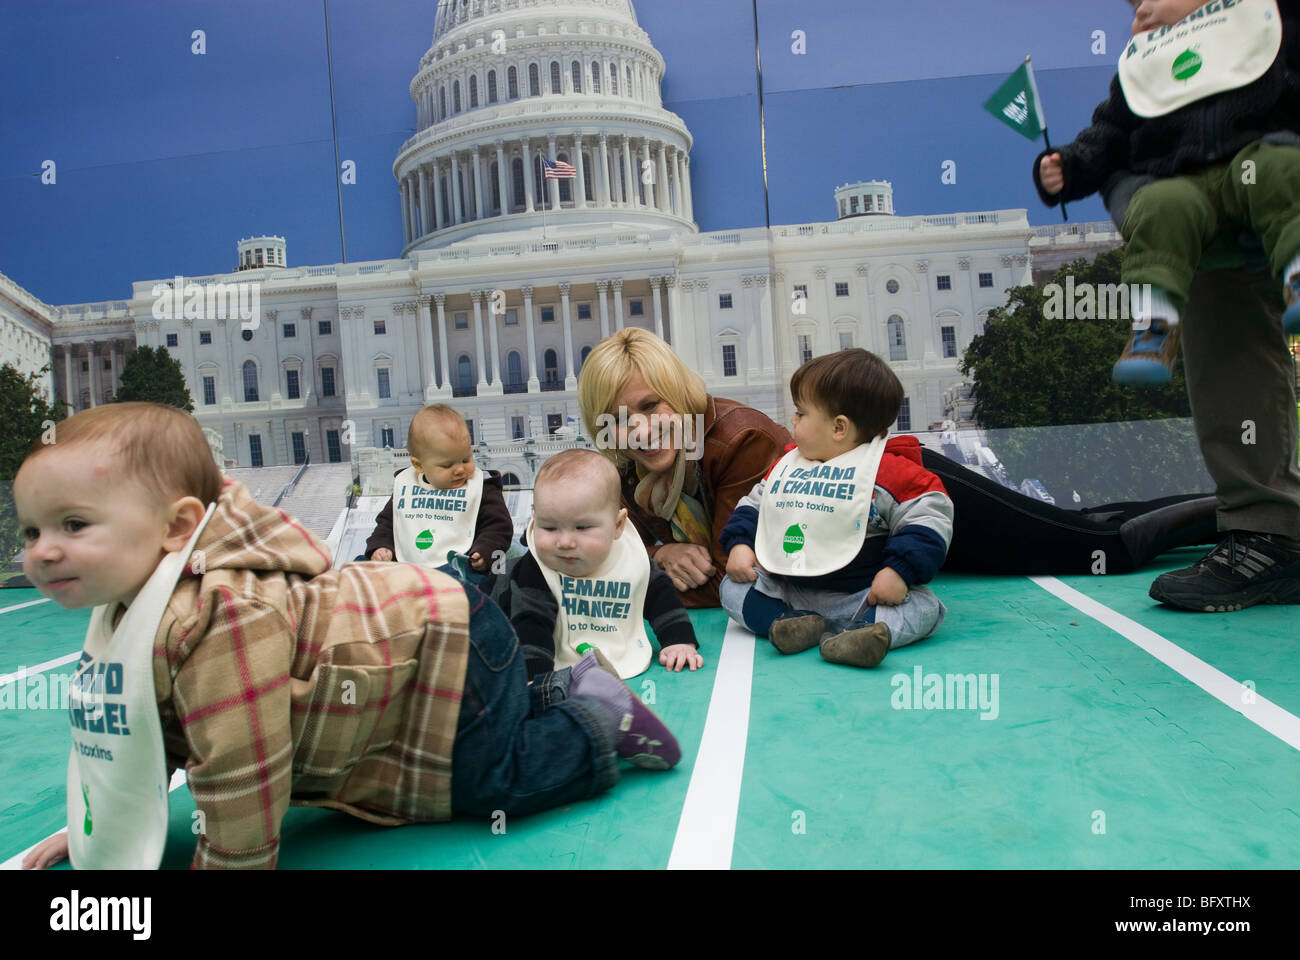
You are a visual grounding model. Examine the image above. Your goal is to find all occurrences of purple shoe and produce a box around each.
[570,653,681,770]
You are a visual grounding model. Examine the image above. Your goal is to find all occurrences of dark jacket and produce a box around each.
[619,395,792,609]
[364,467,514,562]
[1033,2,1300,207]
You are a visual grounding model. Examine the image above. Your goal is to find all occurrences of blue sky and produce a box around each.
[0,0,1138,305]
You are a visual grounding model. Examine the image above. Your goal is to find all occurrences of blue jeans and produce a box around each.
[450,578,619,817]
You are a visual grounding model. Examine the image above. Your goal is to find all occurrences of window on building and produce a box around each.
[896,398,912,432]
[886,278,900,294]
[512,157,525,207]
[199,331,212,345]
[794,284,808,299]
[81,360,88,372]
[888,315,907,362]
[507,351,523,388]
[318,319,332,335]
[439,86,446,118]
[382,426,395,448]
[249,434,263,468]
[626,65,633,97]
[850,196,859,214]
[377,368,391,399]
[502,472,521,487]
[580,345,591,368]
[326,429,341,462]
[242,329,253,342]
[839,331,853,350]
[453,80,461,112]
[577,303,592,320]
[457,355,472,391]
[465,420,474,446]
[103,357,111,370]
[166,333,178,347]
[979,272,994,288]
[291,432,306,465]
[491,161,501,212]
[610,62,618,95]
[541,306,555,323]
[571,60,582,93]
[719,293,733,309]
[544,348,558,384]
[529,63,540,96]
[469,75,478,108]
[286,368,300,399]
[508,66,519,99]
[798,334,813,364]
[203,376,216,406]
[374,319,386,335]
[282,322,295,338]
[547,413,562,434]
[722,343,737,377]
[838,199,847,217]
[243,360,259,402]
[557,152,573,203]
[512,415,525,440]
[942,325,957,359]
[487,70,497,103]
[877,194,885,210]
[550,61,562,94]
[835,282,849,297]
[455,312,468,330]
[505,308,518,326]
[630,299,643,316]
[591,61,601,93]
[937,274,952,291]
[321,366,335,397]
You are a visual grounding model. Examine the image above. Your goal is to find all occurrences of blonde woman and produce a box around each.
[577,329,790,607]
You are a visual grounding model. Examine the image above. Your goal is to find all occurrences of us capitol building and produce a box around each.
[2,0,1095,483]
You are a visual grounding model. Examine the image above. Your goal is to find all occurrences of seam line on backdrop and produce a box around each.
[752,0,771,229]
[1030,576,1300,752]
[324,0,348,262]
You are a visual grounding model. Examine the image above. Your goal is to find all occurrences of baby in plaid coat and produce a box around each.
[16,403,679,870]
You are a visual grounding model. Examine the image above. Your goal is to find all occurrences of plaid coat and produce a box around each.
[152,477,470,869]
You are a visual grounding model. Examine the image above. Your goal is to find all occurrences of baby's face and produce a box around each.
[412,429,475,489]
[1131,0,1204,35]
[532,482,626,579]
[15,443,173,610]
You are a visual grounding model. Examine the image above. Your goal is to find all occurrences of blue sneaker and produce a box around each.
[1112,318,1180,386]
[1283,271,1300,336]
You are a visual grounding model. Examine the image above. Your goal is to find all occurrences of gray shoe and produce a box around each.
[820,622,891,668]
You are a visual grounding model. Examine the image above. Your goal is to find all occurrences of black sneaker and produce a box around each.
[1149,531,1300,611]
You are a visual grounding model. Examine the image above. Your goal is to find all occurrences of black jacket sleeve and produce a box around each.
[502,552,560,682]
[469,471,516,562]
[1032,73,1141,207]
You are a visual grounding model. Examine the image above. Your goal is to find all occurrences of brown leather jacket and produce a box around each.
[618,395,791,608]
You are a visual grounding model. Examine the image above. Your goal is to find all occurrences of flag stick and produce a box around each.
[1042,129,1068,222]
[1023,55,1068,223]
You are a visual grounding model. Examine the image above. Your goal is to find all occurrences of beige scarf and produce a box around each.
[633,452,711,547]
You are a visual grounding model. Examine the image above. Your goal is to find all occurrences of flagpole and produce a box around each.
[1024,55,1067,223]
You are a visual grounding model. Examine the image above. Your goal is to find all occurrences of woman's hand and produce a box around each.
[726,544,759,583]
[1039,152,1064,195]
[655,542,716,591]
[22,831,68,870]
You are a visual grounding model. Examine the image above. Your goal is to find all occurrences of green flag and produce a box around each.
[983,59,1046,141]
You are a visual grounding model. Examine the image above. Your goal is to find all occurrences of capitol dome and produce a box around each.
[393,0,696,250]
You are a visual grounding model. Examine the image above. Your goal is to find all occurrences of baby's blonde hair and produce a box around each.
[534,449,622,513]
[408,404,470,459]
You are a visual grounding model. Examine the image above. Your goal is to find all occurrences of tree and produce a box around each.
[0,363,63,566]
[113,345,195,411]
[959,248,1209,502]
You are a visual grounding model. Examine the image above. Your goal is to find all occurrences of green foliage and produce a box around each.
[0,363,64,565]
[113,346,194,412]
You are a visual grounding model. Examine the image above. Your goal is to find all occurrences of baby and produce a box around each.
[1036,0,1300,385]
[16,403,679,870]
[720,349,953,668]
[494,449,703,682]
[366,403,513,574]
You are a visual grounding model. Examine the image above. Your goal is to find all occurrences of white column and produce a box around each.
[695,280,715,379]
[672,148,685,217]
[481,289,503,394]
[612,278,625,330]
[495,139,508,216]
[63,346,75,412]
[650,277,664,339]
[547,135,561,209]
[109,340,121,397]
[88,343,99,408]
[622,135,636,207]
[433,294,451,396]
[471,291,488,389]
[418,166,431,237]
[452,154,464,224]
[417,297,437,401]
[400,179,411,244]
[665,275,681,346]
[655,142,669,213]
[559,281,576,389]
[758,274,775,376]
[683,155,695,223]
[596,133,610,206]
[522,284,539,391]
[641,140,655,209]
[574,135,588,209]
[472,146,486,221]
[522,137,535,213]
[596,279,610,339]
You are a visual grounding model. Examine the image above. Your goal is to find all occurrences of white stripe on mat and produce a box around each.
[668,619,756,870]
[0,652,80,688]
[1030,576,1300,751]
[0,769,189,870]
[0,598,51,616]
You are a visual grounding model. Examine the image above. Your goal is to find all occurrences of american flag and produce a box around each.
[542,156,576,180]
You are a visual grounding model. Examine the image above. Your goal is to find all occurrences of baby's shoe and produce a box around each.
[1283,270,1300,336]
[1112,319,1181,386]
[769,613,827,655]
[819,621,891,668]
[570,652,681,769]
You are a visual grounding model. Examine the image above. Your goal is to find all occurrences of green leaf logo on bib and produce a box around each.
[414,529,434,551]
[82,783,93,836]
[1172,49,1202,82]
[782,524,805,555]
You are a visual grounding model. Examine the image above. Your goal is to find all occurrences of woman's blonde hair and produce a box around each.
[576,328,707,468]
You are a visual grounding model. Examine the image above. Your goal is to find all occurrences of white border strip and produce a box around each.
[668,620,756,870]
[0,653,80,688]
[1030,576,1300,751]
[0,598,50,616]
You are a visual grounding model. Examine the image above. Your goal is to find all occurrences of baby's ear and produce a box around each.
[614,507,628,537]
[163,497,207,554]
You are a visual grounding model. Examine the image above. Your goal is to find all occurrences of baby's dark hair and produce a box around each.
[789,348,904,441]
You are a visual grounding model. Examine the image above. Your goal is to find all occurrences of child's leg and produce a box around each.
[450,585,620,818]
[1120,174,1220,311]
[1223,141,1300,334]
[719,573,822,648]
[821,587,946,668]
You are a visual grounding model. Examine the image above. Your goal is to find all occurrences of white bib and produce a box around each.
[1118,0,1281,118]
[391,465,484,564]
[755,437,887,577]
[528,518,653,679]
[67,503,216,870]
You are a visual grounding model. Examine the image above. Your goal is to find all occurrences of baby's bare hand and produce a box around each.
[371,548,394,562]
[1039,152,1064,195]
[22,831,68,870]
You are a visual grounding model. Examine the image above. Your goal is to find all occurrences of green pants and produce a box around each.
[1120,142,1300,309]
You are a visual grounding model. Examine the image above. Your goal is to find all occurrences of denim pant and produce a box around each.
[448,573,619,817]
